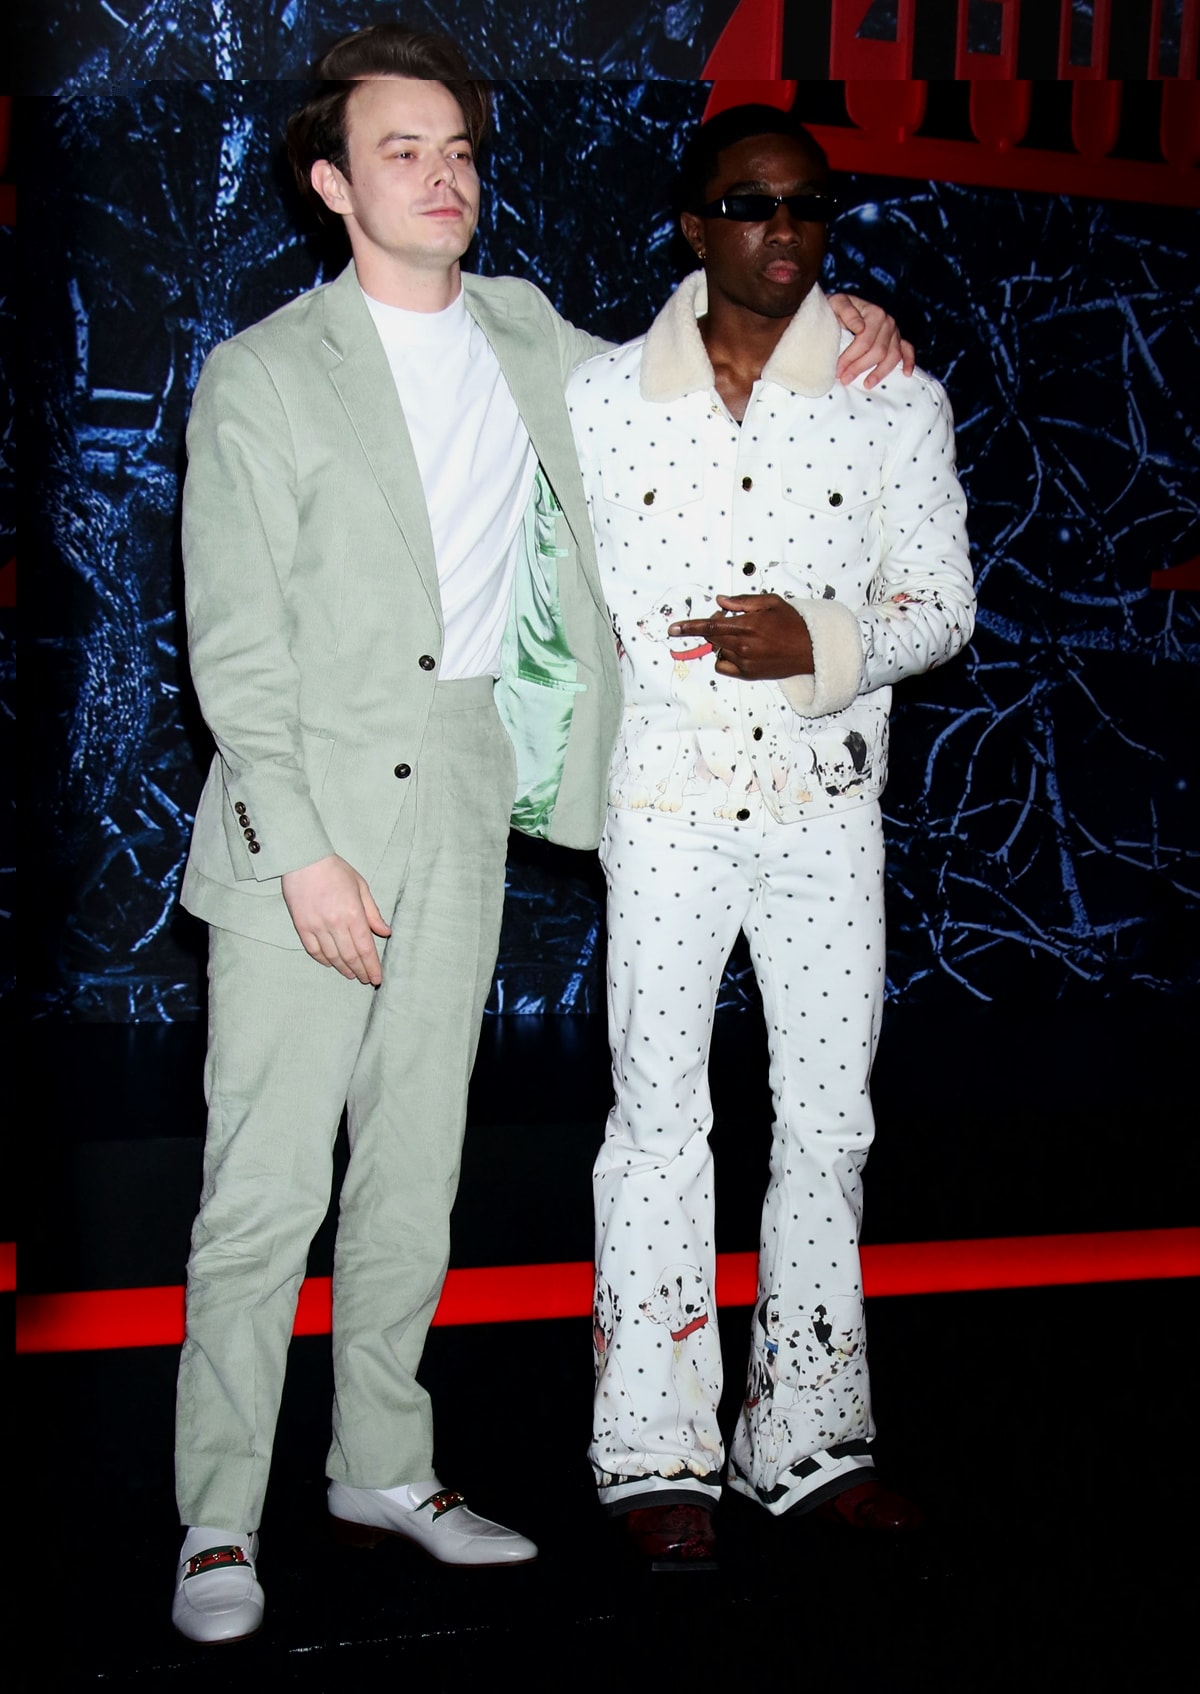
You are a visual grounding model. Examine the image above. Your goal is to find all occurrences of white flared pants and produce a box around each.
[591,800,886,1515]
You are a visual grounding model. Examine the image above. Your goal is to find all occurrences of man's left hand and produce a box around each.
[669,593,814,681]
[828,293,916,388]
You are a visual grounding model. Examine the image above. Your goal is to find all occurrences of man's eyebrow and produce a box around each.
[374,129,473,150]
[722,176,822,195]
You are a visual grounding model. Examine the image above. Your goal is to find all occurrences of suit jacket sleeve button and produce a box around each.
[234,801,247,815]
[419,654,436,671]
[248,841,261,855]
[394,764,411,779]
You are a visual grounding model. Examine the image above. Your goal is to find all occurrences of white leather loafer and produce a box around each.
[171,1527,264,1644]
[327,1479,537,1566]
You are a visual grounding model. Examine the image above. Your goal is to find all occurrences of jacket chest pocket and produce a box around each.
[780,458,882,519]
[598,462,705,517]
[777,458,883,575]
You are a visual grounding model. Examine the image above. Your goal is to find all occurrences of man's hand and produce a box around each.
[828,293,916,388]
[281,854,392,985]
[669,593,814,682]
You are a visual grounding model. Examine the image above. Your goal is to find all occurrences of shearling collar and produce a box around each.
[639,270,841,404]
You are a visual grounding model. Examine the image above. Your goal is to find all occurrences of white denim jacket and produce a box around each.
[566,271,975,826]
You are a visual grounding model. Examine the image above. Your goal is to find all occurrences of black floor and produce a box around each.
[18,1003,1199,1689]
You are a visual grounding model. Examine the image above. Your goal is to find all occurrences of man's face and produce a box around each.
[680,132,830,322]
[313,76,481,275]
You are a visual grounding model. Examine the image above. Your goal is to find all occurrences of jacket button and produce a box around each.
[248,841,261,855]
[741,476,753,491]
[828,491,843,507]
[243,827,256,840]
[752,726,763,741]
[419,654,436,671]
[742,561,756,576]
[736,808,750,821]
[394,764,411,779]
[234,801,247,815]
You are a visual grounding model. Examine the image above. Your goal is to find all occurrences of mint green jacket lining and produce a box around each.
[496,468,586,838]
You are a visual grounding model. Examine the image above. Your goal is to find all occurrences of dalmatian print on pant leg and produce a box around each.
[729,800,886,1513]
[590,801,885,1515]
[590,807,750,1509]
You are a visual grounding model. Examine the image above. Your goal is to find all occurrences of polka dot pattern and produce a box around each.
[565,297,973,832]
[569,283,972,1514]
[588,803,886,1510]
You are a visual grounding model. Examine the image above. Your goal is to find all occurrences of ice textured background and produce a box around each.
[0,222,13,1005]
[23,79,1200,1018]
[18,0,731,89]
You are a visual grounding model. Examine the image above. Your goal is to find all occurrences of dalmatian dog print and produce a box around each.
[735,1292,871,1496]
[637,1265,724,1476]
[813,729,871,797]
[590,1276,651,1484]
[611,581,752,815]
[604,567,897,825]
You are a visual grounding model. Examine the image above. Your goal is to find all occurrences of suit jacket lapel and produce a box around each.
[462,278,591,552]
[320,264,443,626]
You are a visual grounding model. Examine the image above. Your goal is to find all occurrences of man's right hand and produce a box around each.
[281,855,392,985]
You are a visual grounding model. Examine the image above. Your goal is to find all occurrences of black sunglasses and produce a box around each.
[695,192,840,223]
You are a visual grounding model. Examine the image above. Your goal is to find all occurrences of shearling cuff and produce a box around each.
[779,597,865,717]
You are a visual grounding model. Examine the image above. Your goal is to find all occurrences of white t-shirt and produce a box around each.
[365,287,537,678]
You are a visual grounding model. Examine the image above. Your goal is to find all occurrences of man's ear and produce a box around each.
[311,159,350,218]
[679,212,704,264]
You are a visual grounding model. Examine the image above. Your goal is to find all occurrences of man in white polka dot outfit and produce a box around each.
[567,104,975,1567]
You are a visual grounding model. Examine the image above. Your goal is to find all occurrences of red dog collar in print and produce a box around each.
[670,640,713,661]
[671,1313,710,1341]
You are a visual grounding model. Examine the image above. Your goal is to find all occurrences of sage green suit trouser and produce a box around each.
[175,680,516,1531]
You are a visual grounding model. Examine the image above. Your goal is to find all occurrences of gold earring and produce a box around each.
[697,246,706,261]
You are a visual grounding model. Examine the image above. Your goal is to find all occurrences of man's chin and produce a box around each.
[757,281,816,319]
[407,230,477,266]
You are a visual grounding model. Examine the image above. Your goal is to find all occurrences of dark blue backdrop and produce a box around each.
[18,0,734,89]
[0,213,11,1007]
[23,75,1200,1018]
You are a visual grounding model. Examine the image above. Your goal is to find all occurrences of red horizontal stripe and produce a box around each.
[18,1284,186,1353]
[0,1241,15,1293]
[14,1229,1199,1355]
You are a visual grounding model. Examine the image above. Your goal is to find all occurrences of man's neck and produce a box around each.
[700,296,794,382]
[699,300,795,422]
[351,250,464,313]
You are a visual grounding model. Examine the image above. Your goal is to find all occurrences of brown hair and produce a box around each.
[285,23,492,210]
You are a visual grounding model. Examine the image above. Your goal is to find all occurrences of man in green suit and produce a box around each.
[171,24,907,1644]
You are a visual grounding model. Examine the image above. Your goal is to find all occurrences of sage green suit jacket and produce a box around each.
[180,262,621,949]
